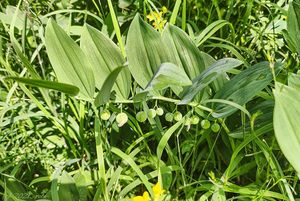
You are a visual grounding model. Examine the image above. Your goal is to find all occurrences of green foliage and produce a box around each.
[283,0,300,54]
[45,19,95,100]
[274,73,300,178]
[1,0,300,200]
[81,24,131,100]
[5,76,79,96]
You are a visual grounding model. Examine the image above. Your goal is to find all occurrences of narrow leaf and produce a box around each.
[111,147,153,197]
[94,66,126,106]
[179,58,243,104]
[157,119,184,160]
[195,20,234,47]
[5,77,79,96]
[213,62,282,118]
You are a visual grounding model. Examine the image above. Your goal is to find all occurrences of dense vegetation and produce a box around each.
[0,0,300,200]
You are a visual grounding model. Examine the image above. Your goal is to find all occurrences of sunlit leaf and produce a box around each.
[274,79,300,178]
[163,24,205,79]
[145,62,192,92]
[45,19,95,100]
[80,24,131,100]
[284,0,300,54]
[126,14,171,89]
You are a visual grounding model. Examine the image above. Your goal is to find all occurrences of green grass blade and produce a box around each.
[157,119,185,160]
[195,20,234,47]
[5,77,79,96]
[106,0,126,57]
[169,0,182,25]
[111,147,153,197]
[94,117,109,200]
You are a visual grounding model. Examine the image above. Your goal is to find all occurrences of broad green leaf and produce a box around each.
[230,100,274,139]
[58,171,80,201]
[145,62,192,92]
[44,135,65,149]
[288,73,300,90]
[5,77,79,96]
[94,66,126,106]
[0,6,26,30]
[126,14,171,89]
[80,24,131,100]
[73,171,92,201]
[179,58,243,104]
[274,80,300,177]
[45,19,95,100]
[212,62,282,118]
[212,187,226,201]
[3,178,27,201]
[284,0,300,54]
[282,30,298,53]
[163,24,205,80]
[203,99,251,119]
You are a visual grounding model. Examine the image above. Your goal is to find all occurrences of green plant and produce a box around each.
[1,0,300,200]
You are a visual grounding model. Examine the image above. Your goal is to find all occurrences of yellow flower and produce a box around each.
[132,191,149,201]
[153,183,164,201]
[146,11,166,31]
[146,12,156,21]
[162,6,168,14]
[152,20,167,31]
[132,183,164,201]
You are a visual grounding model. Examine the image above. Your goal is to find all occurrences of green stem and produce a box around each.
[113,95,213,113]
[93,105,109,200]
[182,0,186,30]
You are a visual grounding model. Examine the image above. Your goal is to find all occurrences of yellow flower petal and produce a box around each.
[153,12,162,19]
[152,183,164,199]
[147,13,155,21]
[143,191,149,200]
[162,6,168,14]
[132,196,144,201]
[132,191,149,201]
